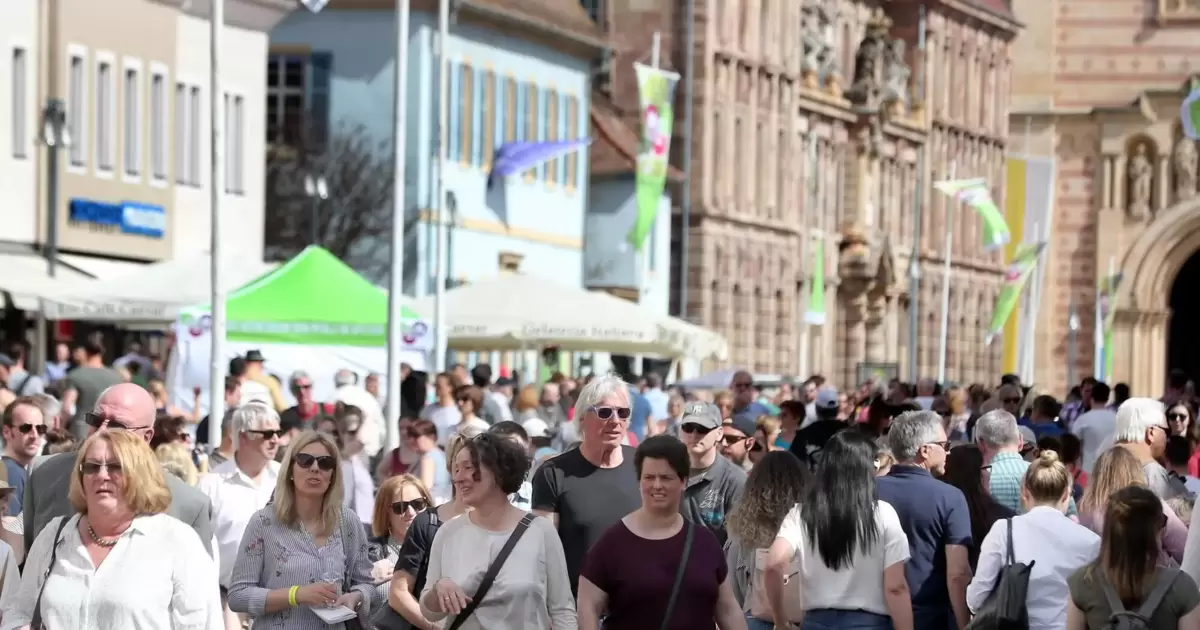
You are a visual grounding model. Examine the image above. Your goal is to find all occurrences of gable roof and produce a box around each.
[462,0,607,50]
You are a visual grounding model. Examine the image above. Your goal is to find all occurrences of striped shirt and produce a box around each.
[227,505,379,629]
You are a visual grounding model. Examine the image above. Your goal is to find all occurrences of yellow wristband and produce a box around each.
[288,585,300,607]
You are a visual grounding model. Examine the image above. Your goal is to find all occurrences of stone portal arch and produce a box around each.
[1115,196,1200,392]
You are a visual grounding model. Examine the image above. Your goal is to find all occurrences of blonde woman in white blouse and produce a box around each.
[2,430,221,630]
[420,432,575,629]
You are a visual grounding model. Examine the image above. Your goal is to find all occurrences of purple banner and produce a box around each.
[487,138,591,189]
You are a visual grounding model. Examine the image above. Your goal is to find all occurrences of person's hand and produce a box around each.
[432,577,471,614]
[334,591,363,610]
[371,558,394,584]
[295,582,339,607]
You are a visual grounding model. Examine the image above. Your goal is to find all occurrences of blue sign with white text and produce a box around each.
[68,199,166,239]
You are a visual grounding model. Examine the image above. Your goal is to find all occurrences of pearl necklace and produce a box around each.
[87,522,120,548]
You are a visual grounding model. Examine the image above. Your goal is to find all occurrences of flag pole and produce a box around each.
[799,134,817,380]
[208,0,225,449]
[384,0,411,451]
[1019,221,1040,383]
[432,0,450,372]
[906,4,927,383]
[936,162,956,384]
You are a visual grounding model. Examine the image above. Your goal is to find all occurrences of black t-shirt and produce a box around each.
[789,420,850,466]
[394,509,444,598]
[530,445,640,596]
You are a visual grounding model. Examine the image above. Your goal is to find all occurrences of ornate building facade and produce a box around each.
[595,0,1019,385]
[1011,0,1200,395]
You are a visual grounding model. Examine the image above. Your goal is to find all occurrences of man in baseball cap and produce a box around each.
[678,402,746,544]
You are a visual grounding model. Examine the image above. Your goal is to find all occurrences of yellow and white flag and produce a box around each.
[1002,155,1056,376]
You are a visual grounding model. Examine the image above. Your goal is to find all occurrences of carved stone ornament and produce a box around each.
[1127,141,1154,220]
[1173,136,1198,202]
[845,8,892,107]
[801,0,840,84]
[839,221,873,278]
[882,39,911,113]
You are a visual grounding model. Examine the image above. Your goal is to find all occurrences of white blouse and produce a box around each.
[1,513,223,630]
[420,512,576,630]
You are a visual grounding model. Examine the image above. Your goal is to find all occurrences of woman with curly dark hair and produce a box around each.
[941,444,1016,570]
[419,432,574,629]
[724,451,811,629]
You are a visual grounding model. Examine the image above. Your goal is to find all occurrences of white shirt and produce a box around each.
[966,506,1100,630]
[333,384,385,458]
[775,501,910,616]
[2,513,222,630]
[1071,408,1117,474]
[342,454,375,524]
[0,540,20,612]
[489,391,514,423]
[197,458,280,587]
[238,380,273,407]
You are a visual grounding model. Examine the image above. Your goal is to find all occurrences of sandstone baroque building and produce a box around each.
[596,0,1020,386]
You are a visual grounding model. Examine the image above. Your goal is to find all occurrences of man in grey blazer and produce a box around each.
[22,383,214,557]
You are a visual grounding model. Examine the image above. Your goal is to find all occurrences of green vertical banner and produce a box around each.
[627,62,680,251]
[985,242,1045,343]
[804,239,826,325]
[933,177,1012,252]
[1098,272,1123,382]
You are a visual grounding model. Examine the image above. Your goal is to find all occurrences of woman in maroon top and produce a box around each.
[577,435,747,630]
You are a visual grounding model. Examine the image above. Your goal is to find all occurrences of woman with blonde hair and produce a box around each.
[943,387,971,441]
[967,451,1100,628]
[156,441,201,484]
[364,474,432,626]
[2,430,221,628]
[228,430,378,628]
[1079,446,1189,565]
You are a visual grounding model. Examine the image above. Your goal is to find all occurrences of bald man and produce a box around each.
[21,383,214,558]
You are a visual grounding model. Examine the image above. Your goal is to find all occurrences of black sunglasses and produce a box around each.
[721,434,748,445]
[11,423,46,436]
[681,423,715,435]
[749,442,765,452]
[592,406,631,420]
[80,460,123,476]
[85,412,135,431]
[247,429,284,440]
[293,453,337,471]
[1168,413,1189,421]
[390,498,429,514]
[1002,397,1022,405]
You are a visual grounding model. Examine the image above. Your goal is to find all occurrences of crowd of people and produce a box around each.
[2,336,1200,628]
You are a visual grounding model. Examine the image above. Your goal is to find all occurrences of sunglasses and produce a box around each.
[681,423,715,435]
[297,383,313,390]
[85,412,134,431]
[721,434,748,445]
[749,442,765,453]
[1002,398,1022,405]
[592,406,631,420]
[390,498,429,514]
[11,423,46,436]
[80,460,123,476]
[1168,413,1189,422]
[293,453,337,471]
[247,429,284,440]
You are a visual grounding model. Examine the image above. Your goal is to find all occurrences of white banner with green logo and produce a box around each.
[627,63,680,251]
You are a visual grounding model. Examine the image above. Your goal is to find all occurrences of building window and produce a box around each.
[482,70,495,168]
[150,70,167,181]
[524,84,538,181]
[471,68,484,166]
[545,89,558,186]
[123,62,141,177]
[189,85,201,185]
[460,64,473,167]
[504,77,517,143]
[174,82,189,184]
[11,47,27,159]
[265,52,331,149]
[565,95,578,191]
[447,62,460,162]
[96,58,115,172]
[223,93,245,194]
[68,51,86,166]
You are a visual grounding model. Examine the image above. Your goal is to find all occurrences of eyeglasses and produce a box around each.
[80,460,123,476]
[85,412,134,431]
[925,440,952,451]
[681,423,715,435]
[293,453,337,471]
[591,406,631,420]
[721,434,748,445]
[11,423,46,436]
[247,429,284,440]
[390,498,429,514]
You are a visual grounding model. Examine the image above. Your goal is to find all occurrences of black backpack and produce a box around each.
[1100,568,1180,630]
[965,518,1034,629]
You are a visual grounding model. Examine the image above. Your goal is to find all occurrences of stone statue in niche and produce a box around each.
[1127,142,1154,220]
[1173,137,1198,202]
[845,9,891,107]
[800,0,839,87]
[882,39,911,114]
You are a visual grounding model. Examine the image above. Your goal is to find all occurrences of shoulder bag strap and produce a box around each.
[659,522,695,630]
[1137,568,1181,617]
[448,513,536,630]
[31,516,72,630]
[1005,517,1015,566]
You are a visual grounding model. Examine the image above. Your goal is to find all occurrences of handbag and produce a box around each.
[446,512,536,630]
[659,522,695,630]
[31,516,72,630]
[965,518,1034,630]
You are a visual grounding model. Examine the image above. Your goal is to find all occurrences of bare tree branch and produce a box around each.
[263,121,395,283]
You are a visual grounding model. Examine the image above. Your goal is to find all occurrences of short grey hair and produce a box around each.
[1115,397,1166,444]
[232,403,280,451]
[334,369,358,387]
[288,370,311,392]
[30,393,60,421]
[974,409,1020,448]
[888,410,943,462]
[573,373,631,421]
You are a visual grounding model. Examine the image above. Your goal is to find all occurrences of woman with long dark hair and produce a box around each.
[940,444,1016,569]
[724,451,812,629]
[764,430,912,630]
[1067,486,1200,628]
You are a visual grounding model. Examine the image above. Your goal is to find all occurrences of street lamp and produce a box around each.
[35,98,72,373]
[303,173,328,246]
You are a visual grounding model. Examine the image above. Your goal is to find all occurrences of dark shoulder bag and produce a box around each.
[447,513,536,630]
[371,510,444,630]
[31,516,72,630]
[659,522,695,630]
[965,518,1034,630]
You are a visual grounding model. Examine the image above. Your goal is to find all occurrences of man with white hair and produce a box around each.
[197,403,281,630]
[1114,397,1186,500]
[531,373,641,596]
[975,409,1077,516]
[878,410,972,630]
[331,368,383,458]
